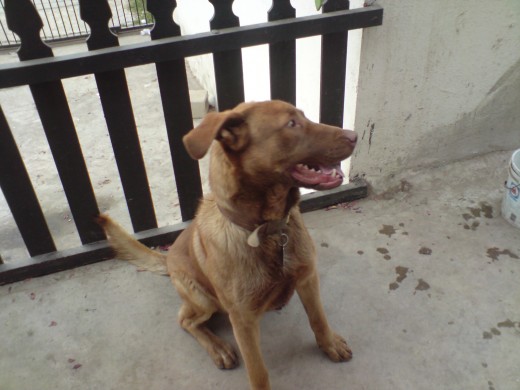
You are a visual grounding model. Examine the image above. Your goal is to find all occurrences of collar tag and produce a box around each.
[247,225,262,247]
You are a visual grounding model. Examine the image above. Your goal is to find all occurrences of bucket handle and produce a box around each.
[504,181,520,190]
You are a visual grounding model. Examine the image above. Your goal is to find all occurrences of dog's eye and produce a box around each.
[287,120,297,128]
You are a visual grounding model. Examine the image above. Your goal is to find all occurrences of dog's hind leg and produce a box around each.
[172,274,239,369]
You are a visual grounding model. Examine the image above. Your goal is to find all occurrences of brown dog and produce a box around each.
[97,100,357,390]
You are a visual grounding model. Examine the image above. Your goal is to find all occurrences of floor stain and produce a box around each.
[463,221,480,231]
[482,319,520,339]
[320,242,329,248]
[497,319,517,328]
[462,213,473,221]
[469,202,494,219]
[461,201,494,230]
[486,247,519,262]
[418,247,432,255]
[357,250,364,255]
[373,180,412,200]
[398,222,408,234]
[395,266,408,283]
[389,266,409,290]
[377,247,391,260]
[389,271,431,295]
[379,224,396,237]
[414,279,430,292]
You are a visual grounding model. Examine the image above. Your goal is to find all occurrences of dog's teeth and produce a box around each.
[317,169,322,173]
[332,168,337,177]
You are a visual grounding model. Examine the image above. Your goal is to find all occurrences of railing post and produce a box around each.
[268,0,296,104]
[80,0,158,232]
[0,105,57,257]
[147,0,203,221]
[5,0,105,244]
[320,0,350,127]
[208,0,245,110]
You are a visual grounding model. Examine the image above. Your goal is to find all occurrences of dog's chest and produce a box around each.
[246,237,309,311]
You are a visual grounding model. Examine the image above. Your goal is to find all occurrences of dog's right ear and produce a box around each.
[183,110,246,160]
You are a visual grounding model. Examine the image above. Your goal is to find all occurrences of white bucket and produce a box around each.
[502,149,520,228]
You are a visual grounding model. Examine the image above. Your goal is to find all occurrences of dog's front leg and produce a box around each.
[228,311,271,390]
[297,271,353,362]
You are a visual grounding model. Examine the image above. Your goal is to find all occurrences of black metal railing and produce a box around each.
[0,0,153,48]
[0,0,382,284]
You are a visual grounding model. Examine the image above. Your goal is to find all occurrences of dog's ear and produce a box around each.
[183,110,247,159]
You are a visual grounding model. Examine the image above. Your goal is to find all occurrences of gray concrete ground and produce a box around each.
[1,150,519,390]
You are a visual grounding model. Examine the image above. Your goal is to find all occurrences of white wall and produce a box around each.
[351,0,520,189]
[173,0,216,105]
[174,0,364,128]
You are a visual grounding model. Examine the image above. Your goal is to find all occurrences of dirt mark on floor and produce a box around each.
[486,247,519,262]
[482,319,520,339]
[389,266,409,290]
[461,201,494,231]
[379,225,396,237]
[377,247,391,260]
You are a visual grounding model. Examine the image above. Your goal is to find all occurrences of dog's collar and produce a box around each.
[246,217,290,248]
[217,205,290,247]
[217,204,261,232]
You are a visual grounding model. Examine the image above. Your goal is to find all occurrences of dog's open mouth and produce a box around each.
[290,163,345,190]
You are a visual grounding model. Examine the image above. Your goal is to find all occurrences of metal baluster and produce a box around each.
[319,0,349,127]
[38,0,56,41]
[80,0,158,232]
[208,0,245,110]
[5,0,105,244]
[147,0,203,221]
[0,105,57,257]
[268,0,296,104]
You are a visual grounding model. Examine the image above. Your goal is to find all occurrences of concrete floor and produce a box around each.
[1,150,519,390]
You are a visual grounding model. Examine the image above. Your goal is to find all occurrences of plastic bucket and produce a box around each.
[502,149,520,228]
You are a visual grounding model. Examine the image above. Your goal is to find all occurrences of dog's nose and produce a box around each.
[342,130,358,145]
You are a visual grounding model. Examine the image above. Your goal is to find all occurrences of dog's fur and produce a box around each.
[97,100,357,390]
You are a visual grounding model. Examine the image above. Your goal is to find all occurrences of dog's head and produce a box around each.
[183,100,357,191]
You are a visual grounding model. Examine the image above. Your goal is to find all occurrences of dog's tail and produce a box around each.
[96,214,168,275]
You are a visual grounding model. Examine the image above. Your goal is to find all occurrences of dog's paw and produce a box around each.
[319,332,352,362]
[210,340,239,369]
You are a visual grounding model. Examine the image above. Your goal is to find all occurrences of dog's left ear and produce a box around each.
[183,110,247,159]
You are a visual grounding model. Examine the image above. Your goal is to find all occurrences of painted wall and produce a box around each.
[351,0,520,189]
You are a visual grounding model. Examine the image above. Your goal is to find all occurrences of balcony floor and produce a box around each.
[1,150,519,390]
